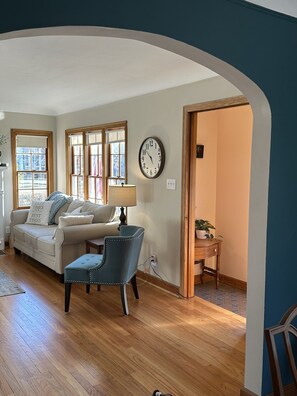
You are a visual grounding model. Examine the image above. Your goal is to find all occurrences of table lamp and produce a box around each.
[108,183,137,228]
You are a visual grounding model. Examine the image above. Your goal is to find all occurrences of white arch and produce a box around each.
[1,26,271,394]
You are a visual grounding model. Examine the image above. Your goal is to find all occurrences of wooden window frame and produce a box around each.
[106,129,126,189]
[87,133,104,204]
[65,121,127,203]
[11,129,54,209]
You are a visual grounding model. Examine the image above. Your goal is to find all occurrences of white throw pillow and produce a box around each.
[52,214,94,240]
[58,214,94,228]
[26,200,54,226]
[61,211,92,217]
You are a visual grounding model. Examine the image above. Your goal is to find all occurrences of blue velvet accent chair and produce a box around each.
[64,225,145,315]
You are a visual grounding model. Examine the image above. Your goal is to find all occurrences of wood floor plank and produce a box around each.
[0,250,246,395]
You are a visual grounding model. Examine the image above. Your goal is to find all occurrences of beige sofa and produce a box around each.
[10,199,119,277]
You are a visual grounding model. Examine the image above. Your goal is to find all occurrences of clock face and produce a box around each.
[138,137,165,179]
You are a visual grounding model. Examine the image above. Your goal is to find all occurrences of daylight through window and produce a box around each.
[11,130,53,209]
[66,121,127,203]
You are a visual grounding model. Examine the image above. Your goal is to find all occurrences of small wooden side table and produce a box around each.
[85,238,104,254]
[195,238,222,289]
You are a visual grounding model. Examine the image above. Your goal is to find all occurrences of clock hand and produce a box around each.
[147,151,154,164]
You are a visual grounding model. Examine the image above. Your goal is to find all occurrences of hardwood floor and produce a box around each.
[0,249,246,396]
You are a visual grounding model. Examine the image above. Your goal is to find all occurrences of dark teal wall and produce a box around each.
[3,1,297,394]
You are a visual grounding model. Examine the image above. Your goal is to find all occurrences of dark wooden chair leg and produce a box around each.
[86,284,90,294]
[120,284,129,315]
[65,283,72,312]
[131,275,139,299]
[97,285,101,291]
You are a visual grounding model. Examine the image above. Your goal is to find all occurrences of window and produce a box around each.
[11,129,54,209]
[66,121,127,203]
[70,134,84,200]
[87,131,103,203]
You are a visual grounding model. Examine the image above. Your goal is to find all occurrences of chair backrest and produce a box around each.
[90,225,145,284]
[119,225,142,237]
[264,304,297,396]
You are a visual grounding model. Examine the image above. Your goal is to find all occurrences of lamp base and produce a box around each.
[118,207,127,229]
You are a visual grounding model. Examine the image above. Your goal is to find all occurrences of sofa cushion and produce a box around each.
[80,202,116,223]
[14,224,56,249]
[67,199,84,213]
[26,200,53,225]
[37,236,56,256]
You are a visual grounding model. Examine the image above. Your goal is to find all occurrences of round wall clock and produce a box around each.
[138,136,165,179]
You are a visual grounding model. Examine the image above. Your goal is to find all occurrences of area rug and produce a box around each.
[0,270,25,297]
[195,280,246,317]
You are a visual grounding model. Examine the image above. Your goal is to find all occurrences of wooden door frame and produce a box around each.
[179,95,249,298]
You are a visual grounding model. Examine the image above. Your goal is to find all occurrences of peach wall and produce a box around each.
[195,112,218,223]
[195,105,253,281]
[194,112,218,275]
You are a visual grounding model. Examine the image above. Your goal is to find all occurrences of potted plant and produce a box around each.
[195,219,215,239]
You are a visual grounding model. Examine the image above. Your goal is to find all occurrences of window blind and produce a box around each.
[16,135,48,148]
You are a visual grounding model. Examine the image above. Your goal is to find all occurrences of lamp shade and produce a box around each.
[108,184,137,207]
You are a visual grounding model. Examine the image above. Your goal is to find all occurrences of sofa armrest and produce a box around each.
[10,209,30,248]
[10,209,29,226]
[55,221,119,246]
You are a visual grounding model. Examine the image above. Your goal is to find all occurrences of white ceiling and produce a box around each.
[0,36,217,116]
[245,0,297,18]
[1,2,295,117]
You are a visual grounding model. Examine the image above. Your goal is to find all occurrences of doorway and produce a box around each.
[193,102,252,317]
[180,95,252,300]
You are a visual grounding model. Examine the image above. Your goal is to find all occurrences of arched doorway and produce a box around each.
[0,26,271,394]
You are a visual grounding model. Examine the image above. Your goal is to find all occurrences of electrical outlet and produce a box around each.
[5,226,10,234]
[150,255,157,267]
